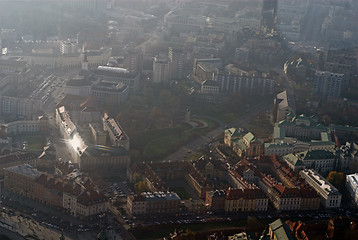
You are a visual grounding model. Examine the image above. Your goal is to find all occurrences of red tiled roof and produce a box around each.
[226,188,266,200]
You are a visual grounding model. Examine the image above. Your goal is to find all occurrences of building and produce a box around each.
[214,72,275,96]
[102,113,130,150]
[235,47,249,62]
[94,65,140,93]
[224,128,243,147]
[346,173,358,206]
[60,39,79,54]
[205,190,226,212]
[64,74,129,106]
[268,219,294,240]
[123,48,143,74]
[63,186,107,218]
[228,232,249,240]
[330,124,358,143]
[272,91,295,123]
[129,161,213,200]
[22,47,111,69]
[282,153,306,172]
[55,95,101,125]
[164,11,241,35]
[225,188,268,212]
[4,164,40,199]
[275,115,328,141]
[266,132,335,157]
[324,48,357,91]
[0,153,38,177]
[91,80,129,106]
[269,156,321,211]
[56,106,130,171]
[193,58,222,78]
[0,59,27,73]
[232,132,262,158]
[5,119,48,136]
[314,71,343,100]
[89,123,107,146]
[335,142,358,171]
[4,164,107,217]
[0,96,42,120]
[153,54,169,84]
[296,149,336,174]
[168,47,185,80]
[127,191,180,215]
[0,136,12,154]
[300,169,341,208]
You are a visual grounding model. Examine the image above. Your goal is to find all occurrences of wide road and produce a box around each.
[166,101,273,162]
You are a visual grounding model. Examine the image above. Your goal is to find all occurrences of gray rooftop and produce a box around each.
[5,164,40,178]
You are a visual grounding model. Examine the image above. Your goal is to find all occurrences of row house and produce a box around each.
[127,191,181,216]
[225,188,268,212]
[4,164,108,218]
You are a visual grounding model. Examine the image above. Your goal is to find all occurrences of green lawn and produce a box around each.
[170,187,191,200]
[24,135,44,151]
[143,130,199,160]
[136,123,192,151]
[191,105,241,124]
[142,118,219,161]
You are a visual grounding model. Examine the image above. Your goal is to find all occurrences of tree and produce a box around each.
[326,171,345,192]
[133,173,141,183]
[183,229,195,240]
[134,181,147,193]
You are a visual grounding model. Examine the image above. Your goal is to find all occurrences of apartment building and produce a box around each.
[127,191,181,215]
[346,173,358,206]
[314,71,343,100]
[300,169,341,208]
[225,188,268,212]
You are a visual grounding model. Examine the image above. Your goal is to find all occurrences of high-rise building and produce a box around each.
[153,54,169,84]
[261,0,277,34]
[314,71,343,99]
[168,47,185,81]
[124,48,143,74]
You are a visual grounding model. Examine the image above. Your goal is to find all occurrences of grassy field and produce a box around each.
[169,187,191,200]
[24,135,45,151]
[246,113,273,138]
[191,105,241,124]
[142,118,219,161]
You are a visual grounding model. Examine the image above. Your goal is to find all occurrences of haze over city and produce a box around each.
[0,0,358,239]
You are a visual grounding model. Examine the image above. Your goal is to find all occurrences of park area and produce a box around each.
[139,117,219,161]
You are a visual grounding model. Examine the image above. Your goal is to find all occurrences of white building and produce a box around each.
[346,173,358,206]
[265,132,335,157]
[94,66,140,92]
[273,90,296,123]
[102,113,130,150]
[153,54,169,84]
[300,169,341,208]
[21,47,111,69]
[6,120,42,136]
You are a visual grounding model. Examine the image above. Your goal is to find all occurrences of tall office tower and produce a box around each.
[314,71,343,100]
[153,54,170,84]
[168,47,185,81]
[261,0,278,34]
[124,48,143,74]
